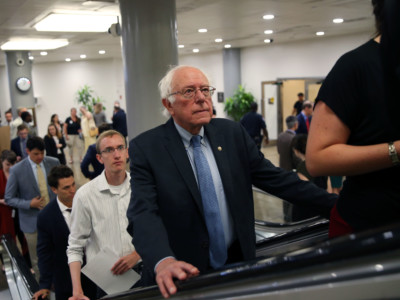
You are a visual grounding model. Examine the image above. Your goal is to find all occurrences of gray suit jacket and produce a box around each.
[277,130,297,171]
[5,156,60,233]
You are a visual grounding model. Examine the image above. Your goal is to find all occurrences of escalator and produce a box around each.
[103,223,400,300]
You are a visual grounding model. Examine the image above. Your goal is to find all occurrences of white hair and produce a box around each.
[158,65,212,118]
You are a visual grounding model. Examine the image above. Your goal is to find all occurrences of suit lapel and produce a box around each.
[25,159,40,194]
[163,119,204,216]
[54,202,70,235]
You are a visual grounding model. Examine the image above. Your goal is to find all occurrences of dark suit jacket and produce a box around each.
[277,130,297,171]
[37,200,96,300]
[44,135,66,164]
[80,143,104,179]
[296,113,312,135]
[11,136,25,158]
[127,118,336,277]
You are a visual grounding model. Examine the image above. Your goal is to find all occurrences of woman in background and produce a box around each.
[63,107,83,164]
[79,106,97,151]
[50,114,63,136]
[93,103,107,127]
[44,123,66,165]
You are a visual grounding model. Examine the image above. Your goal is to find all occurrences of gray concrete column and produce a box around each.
[119,0,178,139]
[5,51,35,117]
[223,48,241,99]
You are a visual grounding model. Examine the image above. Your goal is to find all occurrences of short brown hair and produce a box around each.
[96,130,127,154]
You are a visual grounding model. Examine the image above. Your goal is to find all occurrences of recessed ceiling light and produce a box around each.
[80,54,87,59]
[40,51,48,56]
[333,18,344,24]
[198,28,208,33]
[263,14,275,20]
[193,49,199,53]
[99,50,106,54]
[264,30,273,34]
[0,38,69,50]
[224,44,231,48]
[215,38,223,43]
[34,13,118,32]
[264,39,272,43]
[29,56,34,60]
[65,58,71,62]
[316,31,325,36]
[178,45,185,48]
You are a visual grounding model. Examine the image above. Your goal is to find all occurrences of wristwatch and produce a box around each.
[388,142,400,166]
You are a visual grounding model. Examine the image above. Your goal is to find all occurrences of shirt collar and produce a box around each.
[28,156,44,168]
[57,197,71,212]
[174,121,205,148]
[97,170,131,195]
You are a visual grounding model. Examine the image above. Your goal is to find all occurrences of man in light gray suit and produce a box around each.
[5,136,60,276]
[277,116,299,171]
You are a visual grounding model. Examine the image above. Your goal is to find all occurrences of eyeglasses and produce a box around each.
[100,145,126,155]
[168,86,216,99]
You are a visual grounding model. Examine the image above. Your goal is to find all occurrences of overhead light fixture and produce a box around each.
[333,18,344,24]
[99,50,106,54]
[34,13,118,32]
[80,54,87,59]
[264,39,272,43]
[65,58,71,62]
[215,38,223,43]
[29,56,34,60]
[198,28,207,33]
[193,49,199,53]
[263,14,275,20]
[178,45,185,48]
[40,51,48,56]
[224,44,231,48]
[264,30,273,34]
[316,31,325,36]
[0,38,68,50]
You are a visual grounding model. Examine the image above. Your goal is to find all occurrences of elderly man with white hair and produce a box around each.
[127,65,337,298]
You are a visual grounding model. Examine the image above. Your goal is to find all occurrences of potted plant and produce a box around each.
[76,85,105,113]
[224,85,255,121]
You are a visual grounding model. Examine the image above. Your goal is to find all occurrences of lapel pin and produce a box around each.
[218,146,222,151]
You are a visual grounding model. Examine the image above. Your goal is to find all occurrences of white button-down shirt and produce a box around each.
[67,171,135,265]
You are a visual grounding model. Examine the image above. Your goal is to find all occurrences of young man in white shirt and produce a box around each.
[67,130,141,299]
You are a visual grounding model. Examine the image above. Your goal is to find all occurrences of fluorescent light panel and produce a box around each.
[35,13,118,32]
[0,39,69,50]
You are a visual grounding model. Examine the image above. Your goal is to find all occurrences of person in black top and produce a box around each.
[240,102,269,149]
[44,123,66,165]
[112,101,128,138]
[292,92,304,116]
[306,0,400,237]
[63,108,83,164]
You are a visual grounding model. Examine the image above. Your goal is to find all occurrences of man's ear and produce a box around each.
[50,186,58,195]
[96,154,104,165]
[162,98,174,116]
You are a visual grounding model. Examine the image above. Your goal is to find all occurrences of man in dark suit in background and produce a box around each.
[277,116,299,171]
[112,101,128,138]
[296,101,313,134]
[10,124,29,161]
[127,66,337,298]
[33,166,96,300]
[240,102,269,149]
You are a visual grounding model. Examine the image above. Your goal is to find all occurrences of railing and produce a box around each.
[0,235,39,300]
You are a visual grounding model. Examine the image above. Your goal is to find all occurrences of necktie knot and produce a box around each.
[66,208,72,213]
[191,135,202,148]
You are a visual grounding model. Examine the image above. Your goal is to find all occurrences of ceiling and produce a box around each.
[0,0,375,67]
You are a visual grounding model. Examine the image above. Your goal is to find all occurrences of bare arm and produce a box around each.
[69,261,89,300]
[306,101,399,176]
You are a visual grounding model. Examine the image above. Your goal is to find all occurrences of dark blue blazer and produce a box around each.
[37,200,96,299]
[296,113,312,135]
[127,118,336,278]
[10,136,25,158]
[80,143,104,179]
[112,109,128,137]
